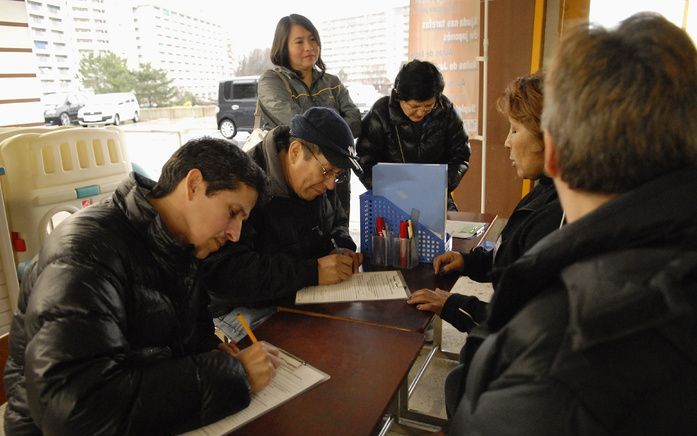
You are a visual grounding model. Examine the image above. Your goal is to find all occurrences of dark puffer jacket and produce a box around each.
[447,167,697,435]
[4,174,251,436]
[356,92,471,192]
[204,126,355,316]
[440,176,562,332]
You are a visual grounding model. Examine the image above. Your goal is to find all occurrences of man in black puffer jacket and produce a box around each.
[446,14,697,435]
[4,137,281,435]
[204,107,363,341]
[356,60,471,210]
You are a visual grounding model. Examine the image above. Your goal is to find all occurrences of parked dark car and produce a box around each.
[216,76,258,139]
[42,92,90,126]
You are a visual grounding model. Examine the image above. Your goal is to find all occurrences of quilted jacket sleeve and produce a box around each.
[442,102,471,192]
[332,79,362,137]
[258,68,298,128]
[355,97,391,189]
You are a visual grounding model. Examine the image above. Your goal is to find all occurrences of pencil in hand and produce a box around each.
[236,312,258,343]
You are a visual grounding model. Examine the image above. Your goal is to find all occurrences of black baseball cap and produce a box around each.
[290,107,362,173]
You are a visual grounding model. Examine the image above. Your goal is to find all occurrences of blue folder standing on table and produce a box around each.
[373,163,447,238]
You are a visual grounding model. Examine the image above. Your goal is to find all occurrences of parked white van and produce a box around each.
[78,92,140,126]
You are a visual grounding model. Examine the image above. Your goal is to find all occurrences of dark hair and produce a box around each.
[394,59,445,101]
[149,136,267,201]
[496,73,544,141]
[270,14,326,78]
[542,13,697,194]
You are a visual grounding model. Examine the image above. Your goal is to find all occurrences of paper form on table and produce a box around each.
[294,270,409,304]
[183,349,329,435]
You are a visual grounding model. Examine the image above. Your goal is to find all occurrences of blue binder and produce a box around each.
[372,163,447,238]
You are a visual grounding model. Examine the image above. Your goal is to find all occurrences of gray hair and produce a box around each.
[542,12,697,194]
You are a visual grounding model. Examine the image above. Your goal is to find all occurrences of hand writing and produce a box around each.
[235,341,281,393]
[338,248,364,273]
[317,253,355,284]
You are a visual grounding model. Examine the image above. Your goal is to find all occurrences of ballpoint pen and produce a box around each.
[331,237,340,255]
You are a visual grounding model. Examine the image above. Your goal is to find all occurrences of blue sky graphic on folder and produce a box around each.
[373,163,447,238]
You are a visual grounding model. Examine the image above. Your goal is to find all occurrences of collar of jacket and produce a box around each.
[387,89,444,126]
[275,65,324,88]
[515,175,557,213]
[490,166,697,348]
[256,126,292,198]
[113,173,198,264]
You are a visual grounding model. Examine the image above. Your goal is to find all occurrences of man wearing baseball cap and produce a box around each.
[204,107,364,340]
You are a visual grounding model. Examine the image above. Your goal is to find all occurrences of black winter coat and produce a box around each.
[441,176,562,332]
[204,126,355,316]
[447,167,697,435]
[356,92,471,192]
[3,175,251,435]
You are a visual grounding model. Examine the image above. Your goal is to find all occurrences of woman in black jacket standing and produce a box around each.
[356,59,471,210]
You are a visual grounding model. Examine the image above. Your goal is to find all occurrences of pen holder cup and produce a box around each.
[371,235,388,266]
[389,237,417,270]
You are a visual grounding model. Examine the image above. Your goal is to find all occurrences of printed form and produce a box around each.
[184,350,329,435]
[451,276,494,303]
[295,270,410,304]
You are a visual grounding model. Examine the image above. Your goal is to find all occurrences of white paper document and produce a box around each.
[294,270,409,304]
[451,276,494,303]
[446,220,488,239]
[184,349,329,436]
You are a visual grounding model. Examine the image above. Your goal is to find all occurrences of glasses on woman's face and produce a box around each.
[301,142,348,184]
[401,99,438,116]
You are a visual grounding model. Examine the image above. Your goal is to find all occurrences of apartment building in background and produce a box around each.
[128,2,233,100]
[25,0,112,95]
[318,5,409,94]
[24,0,233,100]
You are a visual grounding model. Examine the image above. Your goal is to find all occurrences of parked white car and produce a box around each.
[78,92,140,126]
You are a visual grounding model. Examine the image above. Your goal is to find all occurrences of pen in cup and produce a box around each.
[236,312,258,343]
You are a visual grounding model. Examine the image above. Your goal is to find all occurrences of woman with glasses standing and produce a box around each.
[356,59,471,210]
[258,14,361,218]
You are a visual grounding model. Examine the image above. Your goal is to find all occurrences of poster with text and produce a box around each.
[409,0,480,136]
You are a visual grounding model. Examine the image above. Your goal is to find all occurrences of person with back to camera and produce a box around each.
[447,13,697,435]
[407,73,563,333]
[3,137,281,435]
[356,59,471,210]
[257,13,361,218]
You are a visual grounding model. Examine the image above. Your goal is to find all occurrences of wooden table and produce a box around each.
[234,311,424,436]
[279,212,498,333]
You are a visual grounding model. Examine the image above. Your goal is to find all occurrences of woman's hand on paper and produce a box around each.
[318,253,355,284]
[236,341,282,393]
[407,288,451,316]
[433,251,465,275]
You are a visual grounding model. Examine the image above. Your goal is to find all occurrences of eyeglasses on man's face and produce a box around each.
[301,142,348,184]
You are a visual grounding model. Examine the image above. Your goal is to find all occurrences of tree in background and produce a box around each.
[79,53,175,107]
[79,52,133,93]
[132,63,175,107]
[235,48,273,76]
